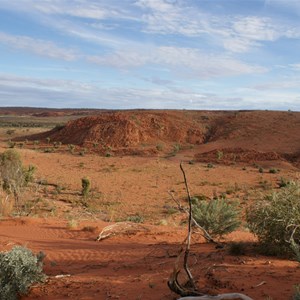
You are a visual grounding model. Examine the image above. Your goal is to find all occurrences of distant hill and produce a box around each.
[20,109,300,167]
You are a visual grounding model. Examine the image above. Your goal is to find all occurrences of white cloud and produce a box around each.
[88,46,267,78]
[252,77,300,90]
[1,0,299,55]
[0,32,79,61]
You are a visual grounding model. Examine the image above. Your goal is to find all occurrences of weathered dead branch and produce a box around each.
[96,222,149,241]
[168,162,253,300]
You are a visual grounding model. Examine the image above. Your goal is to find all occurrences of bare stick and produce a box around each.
[180,162,196,289]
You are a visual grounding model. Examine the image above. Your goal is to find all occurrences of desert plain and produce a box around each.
[0,107,299,300]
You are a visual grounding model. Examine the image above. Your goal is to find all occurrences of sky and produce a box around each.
[0,0,299,110]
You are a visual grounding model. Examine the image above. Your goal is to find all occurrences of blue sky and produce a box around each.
[0,0,299,110]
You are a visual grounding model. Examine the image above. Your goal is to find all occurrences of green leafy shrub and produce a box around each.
[0,246,45,300]
[246,181,300,256]
[192,197,241,238]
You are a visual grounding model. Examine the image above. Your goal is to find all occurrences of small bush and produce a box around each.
[192,197,241,238]
[7,141,16,149]
[156,144,164,151]
[246,181,300,256]
[67,219,78,229]
[0,246,45,300]
[278,177,291,188]
[216,151,223,160]
[68,144,75,154]
[81,177,91,198]
[127,214,144,223]
[269,168,279,174]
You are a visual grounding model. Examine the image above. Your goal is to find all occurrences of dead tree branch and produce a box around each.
[180,162,196,289]
[168,162,253,300]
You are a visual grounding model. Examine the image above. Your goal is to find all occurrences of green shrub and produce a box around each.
[0,246,45,300]
[24,165,36,185]
[216,150,223,160]
[246,181,300,256]
[192,197,241,238]
[7,141,16,149]
[68,144,75,154]
[81,177,91,198]
[278,177,291,188]
[156,143,164,151]
[269,168,279,174]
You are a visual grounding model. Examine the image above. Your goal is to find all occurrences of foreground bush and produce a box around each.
[0,246,45,300]
[192,196,241,238]
[246,181,300,256]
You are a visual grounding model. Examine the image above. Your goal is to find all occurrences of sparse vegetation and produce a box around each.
[247,181,300,256]
[0,246,45,300]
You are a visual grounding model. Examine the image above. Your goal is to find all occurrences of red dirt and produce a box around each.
[1,109,300,300]
[1,218,300,300]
